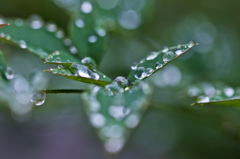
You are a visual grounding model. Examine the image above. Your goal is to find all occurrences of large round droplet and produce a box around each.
[19,40,27,49]
[114,76,129,88]
[31,92,46,106]
[163,51,175,63]
[134,67,147,80]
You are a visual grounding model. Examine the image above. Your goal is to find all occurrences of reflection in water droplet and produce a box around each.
[114,76,129,88]
[224,87,234,97]
[31,92,46,106]
[134,67,147,80]
[105,83,124,96]
[90,113,106,128]
[146,52,159,61]
[19,40,27,49]
[70,64,100,80]
[75,19,85,28]
[146,68,153,75]
[97,0,118,10]
[163,51,175,63]
[118,10,141,30]
[81,1,93,13]
[197,96,210,103]
[104,138,124,154]
[5,67,14,80]
[125,114,139,128]
[88,35,98,43]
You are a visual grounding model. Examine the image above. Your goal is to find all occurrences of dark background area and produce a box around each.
[1,0,240,158]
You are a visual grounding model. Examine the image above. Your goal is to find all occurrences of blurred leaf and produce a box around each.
[0,18,72,60]
[192,98,240,107]
[45,64,112,86]
[0,50,7,79]
[0,23,9,28]
[128,41,197,83]
[81,82,152,154]
[69,2,108,65]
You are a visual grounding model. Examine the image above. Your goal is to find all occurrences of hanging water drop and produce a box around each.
[114,76,129,88]
[134,67,147,80]
[31,92,46,106]
[146,52,159,61]
[4,67,14,80]
[163,51,175,63]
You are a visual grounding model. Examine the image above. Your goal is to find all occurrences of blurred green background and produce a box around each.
[1,0,240,158]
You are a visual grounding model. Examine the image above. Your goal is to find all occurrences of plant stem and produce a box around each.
[41,89,86,94]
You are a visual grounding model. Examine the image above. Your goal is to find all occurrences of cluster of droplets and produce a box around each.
[70,63,100,80]
[131,42,195,80]
[188,83,240,104]
[84,80,151,154]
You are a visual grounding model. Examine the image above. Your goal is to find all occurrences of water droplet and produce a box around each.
[4,67,14,80]
[146,52,159,61]
[97,0,118,10]
[163,51,175,63]
[81,57,97,68]
[100,125,124,139]
[224,87,234,97]
[197,96,210,103]
[69,46,78,54]
[29,15,43,29]
[56,30,64,38]
[46,23,57,32]
[175,49,184,56]
[188,41,195,47]
[31,92,46,106]
[75,19,85,28]
[96,28,106,37]
[58,65,64,69]
[162,47,169,53]
[90,113,106,128]
[0,33,5,38]
[104,138,124,154]
[114,76,129,88]
[105,84,124,96]
[125,114,139,128]
[70,64,100,80]
[64,38,72,46]
[131,62,138,70]
[118,10,141,30]
[14,18,23,26]
[134,67,147,80]
[154,62,162,69]
[146,68,153,75]
[81,1,93,13]
[108,105,125,120]
[88,35,98,43]
[188,86,201,97]
[19,40,27,49]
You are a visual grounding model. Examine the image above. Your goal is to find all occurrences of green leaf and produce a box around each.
[69,2,108,65]
[45,50,82,64]
[128,41,197,83]
[0,17,73,60]
[0,50,7,79]
[45,64,112,86]
[81,82,153,154]
[191,86,240,107]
